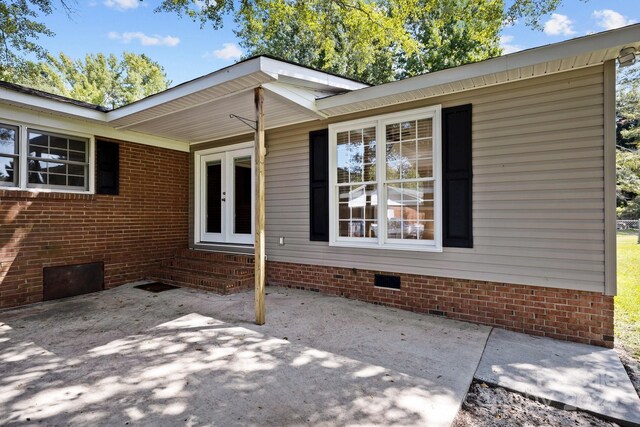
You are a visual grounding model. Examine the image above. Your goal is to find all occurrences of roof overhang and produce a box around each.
[104,56,367,143]
[1,25,639,146]
[317,24,640,117]
[0,85,108,123]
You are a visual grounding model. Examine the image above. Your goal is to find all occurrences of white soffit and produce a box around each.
[317,24,640,116]
[104,56,365,139]
[124,88,322,144]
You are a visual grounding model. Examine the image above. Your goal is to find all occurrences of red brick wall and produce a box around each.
[266,261,615,348]
[0,140,189,309]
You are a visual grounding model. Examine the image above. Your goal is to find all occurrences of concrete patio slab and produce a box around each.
[0,283,490,426]
[475,328,640,426]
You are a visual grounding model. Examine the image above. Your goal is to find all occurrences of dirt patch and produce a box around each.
[452,381,619,427]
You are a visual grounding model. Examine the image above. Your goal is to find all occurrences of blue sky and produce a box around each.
[36,0,639,87]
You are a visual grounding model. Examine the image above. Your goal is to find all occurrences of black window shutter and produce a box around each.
[309,129,329,242]
[96,140,119,195]
[442,104,473,248]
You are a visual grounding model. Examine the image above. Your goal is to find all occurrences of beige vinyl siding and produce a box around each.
[260,65,606,292]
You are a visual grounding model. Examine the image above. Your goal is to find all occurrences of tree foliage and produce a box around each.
[232,0,503,83]
[0,0,58,76]
[617,65,640,149]
[400,0,503,78]
[235,0,423,84]
[616,63,640,219]
[10,52,171,109]
[1,0,580,87]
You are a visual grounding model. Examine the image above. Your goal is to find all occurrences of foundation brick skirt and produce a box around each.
[266,260,615,348]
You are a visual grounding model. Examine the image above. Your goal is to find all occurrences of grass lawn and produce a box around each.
[616,230,640,359]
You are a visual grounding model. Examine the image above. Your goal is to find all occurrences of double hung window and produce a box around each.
[329,106,442,251]
[0,121,91,192]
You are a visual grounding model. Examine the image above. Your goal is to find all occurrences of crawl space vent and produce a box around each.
[374,274,401,290]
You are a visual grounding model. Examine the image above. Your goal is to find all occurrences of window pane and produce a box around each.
[386,117,435,181]
[336,131,350,183]
[39,162,66,174]
[49,148,68,161]
[401,121,416,140]
[68,164,85,176]
[68,139,85,152]
[0,124,17,155]
[386,123,400,142]
[386,142,401,180]
[27,130,88,191]
[337,184,377,238]
[386,181,435,241]
[337,126,376,185]
[68,176,85,188]
[206,161,222,234]
[28,172,45,185]
[69,151,86,162]
[50,136,67,150]
[28,132,47,149]
[49,174,66,186]
[417,118,433,138]
[0,155,16,185]
[234,156,252,235]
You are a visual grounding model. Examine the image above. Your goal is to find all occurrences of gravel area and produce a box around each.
[452,381,620,427]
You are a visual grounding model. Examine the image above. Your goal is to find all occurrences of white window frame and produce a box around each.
[0,119,95,194]
[328,105,442,252]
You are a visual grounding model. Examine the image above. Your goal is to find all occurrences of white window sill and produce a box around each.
[329,241,443,253]
[0,187,93,195]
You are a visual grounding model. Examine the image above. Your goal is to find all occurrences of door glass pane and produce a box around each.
[206,161,222,234]
[234,156,252,235]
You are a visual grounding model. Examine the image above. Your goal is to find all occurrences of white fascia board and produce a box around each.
[0,103,188,152]
[0,87,107,122]
[263,82,329,119]
[106,57,274,122]
[259,57,369,91]
[317,24,640,112]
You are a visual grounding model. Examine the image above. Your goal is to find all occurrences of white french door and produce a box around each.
[198,145,254,245]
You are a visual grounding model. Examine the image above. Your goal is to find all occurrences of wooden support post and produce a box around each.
[254,86,266,325]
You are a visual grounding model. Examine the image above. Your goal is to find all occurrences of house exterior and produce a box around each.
[1,25,639,347]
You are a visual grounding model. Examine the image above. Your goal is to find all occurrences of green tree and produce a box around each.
[617,148,640,219]
[617,64,640,149]
[2,0,581,85]
[0,0,57,76]
[399,0,502,79]
[10,52,170,108]
[616,63,640,219]
[235,0,420,84]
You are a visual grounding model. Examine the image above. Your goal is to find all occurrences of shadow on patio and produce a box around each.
[0,284,490,426]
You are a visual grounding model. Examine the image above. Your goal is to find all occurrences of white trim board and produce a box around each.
[0,104,188,152]
[603,59,617,296]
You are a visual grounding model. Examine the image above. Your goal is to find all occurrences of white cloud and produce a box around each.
[543,13,576,36]
[593,9,636,30]
[499,35,522,54]
[203,43,243,60]
[104,0,139,10]
[108,31,180,47]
